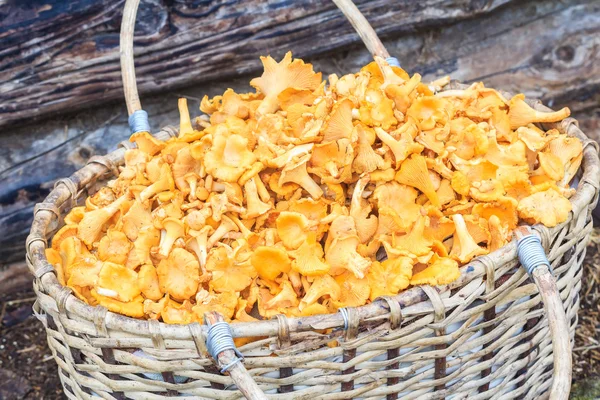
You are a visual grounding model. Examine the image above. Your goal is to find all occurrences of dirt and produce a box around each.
[1,230,599,400]
[0,292,63,400]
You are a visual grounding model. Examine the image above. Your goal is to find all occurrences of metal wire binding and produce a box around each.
[128,109,151,134]
[386,57,401,68]
[206,321,243,373]
[339,307,350,331]
[517,234,552,275]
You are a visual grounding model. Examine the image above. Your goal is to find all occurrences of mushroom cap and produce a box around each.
[206,246,256,293]
[395,155,440,207]
[276,211,311,250]
[138,264,164,301]
[250,52,322,115]
[517,189,572,227]
[367,257,413,301]
[192,291,238,322]
[97,230,131,265]
[91,289,144,318]
[51,224,78,251]
[204,134,256,182]
[289,232,330,277]
[97,261,140,302]
[300,275,340,310]
[129,131,165,156]
[250,246,292,281]
[410,256,460,286]
[157,248,200,301]
[333,271,370,308]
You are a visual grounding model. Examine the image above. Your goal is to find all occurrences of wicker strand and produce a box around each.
[515,226,572,400]
[331,0,390,59]
[120,0,142,115]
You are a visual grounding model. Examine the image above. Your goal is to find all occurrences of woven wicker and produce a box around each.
[25,0,600,399]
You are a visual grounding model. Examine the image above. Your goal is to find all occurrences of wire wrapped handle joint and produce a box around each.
[128,109,151,134]
[206,321,244,373]
[517,234,552,275]
[386,57,401,68]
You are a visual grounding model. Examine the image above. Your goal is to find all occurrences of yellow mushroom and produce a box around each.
[138,264,164,301]
[206,246,256,293]
[96,261,140,302]
[129,131,165,156]
[333,271,370,308]
[64,206,86,225]
[279,154,323,199]
[157,248,200,301]
[384,215,433,258]
[265,280,299,310]
[508,94,570,129]
[395,155,440,207]
[125,225,160,269]
[91,289,144,318]
[276,211,312,250]
[375,127,424,168]
[367,257,413,301]
[243,178,272,219]
[449,214,487,263]
[172,147,201,192]
[208,215,240,248]
[121,200,152,241]
[97,230,131,265]
[77,193,130,246]
[299,274,340,311]
[325,216,371,278]
[192,290,239,322]
[352,125,385,174]
[157,217,185,259]
[250,52,322,115]
[350,175,378,244]
[51,224,78,251]
[250,246,292,281]
[139,163,174,202]
[410,256,459,286]
[517,189,572,227]
[288,232,330,277]
[162,298,193,324]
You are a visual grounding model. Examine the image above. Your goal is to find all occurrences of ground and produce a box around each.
[1,230,599,399]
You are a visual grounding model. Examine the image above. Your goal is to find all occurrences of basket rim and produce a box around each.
[26,86,600,341]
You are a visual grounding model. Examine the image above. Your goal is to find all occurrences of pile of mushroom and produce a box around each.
[47,53,582,323]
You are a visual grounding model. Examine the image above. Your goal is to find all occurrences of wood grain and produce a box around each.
[0,0,515,128]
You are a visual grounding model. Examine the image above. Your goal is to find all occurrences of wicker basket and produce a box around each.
[26,0,600,399]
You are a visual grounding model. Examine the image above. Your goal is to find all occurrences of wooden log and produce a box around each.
[0,263,31,296]
[1,0,599,263]
[0,0,517,128]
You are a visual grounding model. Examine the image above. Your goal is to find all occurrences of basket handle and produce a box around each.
[119,0,391,122]
[515,227,572,400]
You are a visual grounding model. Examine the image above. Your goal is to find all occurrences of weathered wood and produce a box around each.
[0,263,31,295]
[1,0,599,263]
[0,0,516,128]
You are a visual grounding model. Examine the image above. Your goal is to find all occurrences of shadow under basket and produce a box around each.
[25,0,600,398]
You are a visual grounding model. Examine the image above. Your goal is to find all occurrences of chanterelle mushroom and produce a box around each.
[53,52,579,323]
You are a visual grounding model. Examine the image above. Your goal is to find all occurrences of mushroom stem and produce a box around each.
[178,98,194,138]
[279,156,323,199]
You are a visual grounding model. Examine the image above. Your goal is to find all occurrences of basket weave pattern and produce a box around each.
[25,99,600,399]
